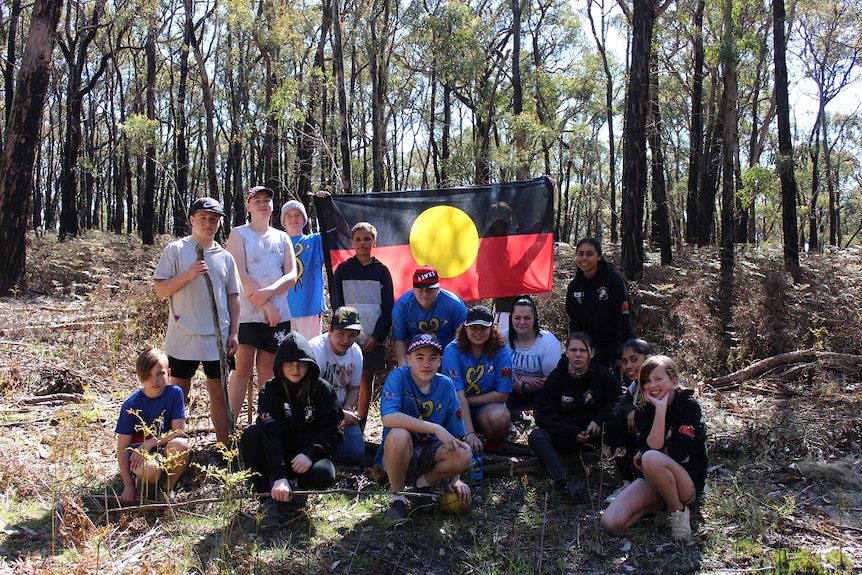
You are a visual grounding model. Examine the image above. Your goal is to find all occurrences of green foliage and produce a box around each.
[119,114,160,156]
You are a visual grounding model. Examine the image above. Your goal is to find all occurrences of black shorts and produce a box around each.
[405,441,442,486]
[238,320,291,353]
[168,357,222,379]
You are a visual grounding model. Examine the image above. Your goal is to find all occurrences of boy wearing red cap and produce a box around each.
[391,266,467,366]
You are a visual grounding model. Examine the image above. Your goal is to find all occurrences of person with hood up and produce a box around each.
[239,331,344,528]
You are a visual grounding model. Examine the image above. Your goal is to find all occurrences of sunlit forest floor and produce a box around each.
[0,231,860,574]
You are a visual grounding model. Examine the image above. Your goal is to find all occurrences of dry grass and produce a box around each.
[0,231,861,574]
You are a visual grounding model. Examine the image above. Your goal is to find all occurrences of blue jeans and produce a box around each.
[333,423,365,464]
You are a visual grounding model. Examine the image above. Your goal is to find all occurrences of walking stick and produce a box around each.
[194,242,235,433]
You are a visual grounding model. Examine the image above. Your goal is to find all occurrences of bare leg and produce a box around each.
[228,344,256,423]
[357,369,375,421]
[381,428,413,493]
[206,377,231,445]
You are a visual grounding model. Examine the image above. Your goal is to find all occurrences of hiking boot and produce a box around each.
[668,506,692,540]
[605,480,630,503]
[654,508,670,529]
[257,498,284,529]
[384,499,409,523]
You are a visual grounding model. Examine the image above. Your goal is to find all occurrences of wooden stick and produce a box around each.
[194,242,234,428]
[99,487,439,515]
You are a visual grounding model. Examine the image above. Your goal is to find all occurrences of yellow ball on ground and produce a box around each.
[439,490,469,515]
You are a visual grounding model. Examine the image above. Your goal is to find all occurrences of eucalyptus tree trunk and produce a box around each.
[620,0,656,281]
[140,25,157,245]
[588,0,618,243]
[647,48,671,265]
[173,4,193,236]
[370,0,392,191]
[512,0,528,181]
[185,0,219,201]
[0,0,62,294]
[685,0,705,245]
[57,0,111,241]
[331,0,352,193]
[774,0,800,270]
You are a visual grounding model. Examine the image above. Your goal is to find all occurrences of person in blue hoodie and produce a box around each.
[239,331,344,528]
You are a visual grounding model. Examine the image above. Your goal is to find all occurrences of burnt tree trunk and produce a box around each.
[0,0,63,293]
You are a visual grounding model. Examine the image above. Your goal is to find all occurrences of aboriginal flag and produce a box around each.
[314,176,555,300]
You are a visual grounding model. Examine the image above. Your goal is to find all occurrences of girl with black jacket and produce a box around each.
[240,331,344,525]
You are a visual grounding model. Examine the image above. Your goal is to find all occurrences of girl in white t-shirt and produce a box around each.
[501,296,562,419]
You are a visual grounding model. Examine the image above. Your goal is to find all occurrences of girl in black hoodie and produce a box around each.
[528,332,621,502]
[564,237,634,369]
[240,332,343,521]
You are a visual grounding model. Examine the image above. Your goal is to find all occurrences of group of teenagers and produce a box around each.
[115,186,707,541]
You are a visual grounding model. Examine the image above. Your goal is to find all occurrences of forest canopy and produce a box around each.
[0,0,861,292]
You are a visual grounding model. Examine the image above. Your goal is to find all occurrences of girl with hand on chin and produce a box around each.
[528,332,621,502]
[600,355,707,541]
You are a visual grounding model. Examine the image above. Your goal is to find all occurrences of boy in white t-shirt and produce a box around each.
[309,306,365,464]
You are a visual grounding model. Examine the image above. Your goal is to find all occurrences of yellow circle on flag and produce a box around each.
[409,206,480,278]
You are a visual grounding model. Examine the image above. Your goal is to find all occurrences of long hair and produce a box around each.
[507,295,541,348]
[456,323,505,357]
[277,362,313,402]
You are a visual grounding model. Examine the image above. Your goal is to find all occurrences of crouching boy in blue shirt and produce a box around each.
[375,333,472,523]
[116,348,189,504]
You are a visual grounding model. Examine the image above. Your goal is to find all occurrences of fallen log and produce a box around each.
[703,349,862,391]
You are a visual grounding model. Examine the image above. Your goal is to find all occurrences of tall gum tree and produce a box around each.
[0,0,63,293]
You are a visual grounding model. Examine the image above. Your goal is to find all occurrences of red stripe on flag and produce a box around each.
[330,232,553,300]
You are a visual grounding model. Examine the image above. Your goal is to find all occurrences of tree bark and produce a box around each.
[0,0,62,294]
[620,0,655,281]
[647,48,671,265]
[331,0,352,193]
[685,0,705,245]
[773,0,800,271]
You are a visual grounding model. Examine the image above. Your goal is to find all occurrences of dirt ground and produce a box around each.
[1,232,861,574]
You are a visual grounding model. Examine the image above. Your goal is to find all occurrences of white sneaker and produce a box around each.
[605,481,631,502]
[668,506,691,540]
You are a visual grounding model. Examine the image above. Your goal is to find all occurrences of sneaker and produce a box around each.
[257,498,283,529]
[668,506,692,540]
[384,499,409,523]
[654,508,670,528]
[605,481,631,503]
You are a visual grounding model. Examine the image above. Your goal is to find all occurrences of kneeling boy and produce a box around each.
[116,348,189,504]
[375,334,472,522]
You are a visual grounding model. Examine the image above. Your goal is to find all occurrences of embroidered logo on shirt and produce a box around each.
[583,390,595,405]
[678,425,695,439]
[501,367,512,378]
[597,286,609,301]
[621,301,630,315]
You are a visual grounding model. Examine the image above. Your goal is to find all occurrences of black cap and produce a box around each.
[189,197,224,216]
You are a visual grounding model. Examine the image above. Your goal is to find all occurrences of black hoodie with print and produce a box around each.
[256,331,344,484]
